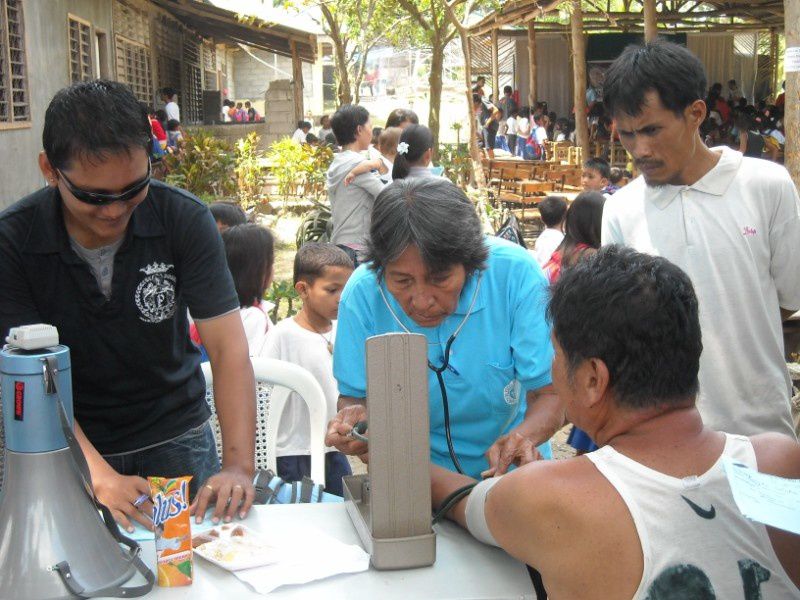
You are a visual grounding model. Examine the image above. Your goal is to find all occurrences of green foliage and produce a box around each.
[234,132,269,210]
[164,130,236,200]
[438,142,472,188]
[265,139,334,208]
[265,280,300,321]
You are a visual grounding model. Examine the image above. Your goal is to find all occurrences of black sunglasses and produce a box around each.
[57,162,151,206]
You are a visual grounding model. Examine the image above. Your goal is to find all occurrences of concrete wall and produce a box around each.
[229,47,316,120]
[185,78,298,148]
[0,0,113,209]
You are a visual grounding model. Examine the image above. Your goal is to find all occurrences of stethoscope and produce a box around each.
[377,273,483,474]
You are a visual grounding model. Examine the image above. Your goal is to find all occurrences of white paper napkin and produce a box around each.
[232,524,370,594]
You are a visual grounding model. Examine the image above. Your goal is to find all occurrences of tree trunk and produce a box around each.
[290,41,304,124]
[785,0,799,190]
[335,44,353,105]
[570,0,590,161]
[770,30,779,100]
[527,22,537,107]
[643,0,657,42]
[491,29,500,101]
[428,40,445,160]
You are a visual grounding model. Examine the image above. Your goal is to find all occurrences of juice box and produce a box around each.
[149,476,193,587]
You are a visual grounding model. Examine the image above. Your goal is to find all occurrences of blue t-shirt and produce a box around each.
[333,236,554,478]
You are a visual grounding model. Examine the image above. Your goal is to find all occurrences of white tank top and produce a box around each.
[587,434,799,599]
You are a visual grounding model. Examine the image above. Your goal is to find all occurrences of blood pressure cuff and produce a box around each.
[465,476,502,547]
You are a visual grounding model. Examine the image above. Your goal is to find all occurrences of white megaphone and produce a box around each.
[0,324,154,599]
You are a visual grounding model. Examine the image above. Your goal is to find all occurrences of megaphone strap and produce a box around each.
[45,356,156,598]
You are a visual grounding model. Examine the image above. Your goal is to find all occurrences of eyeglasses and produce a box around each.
[57,161,151,206]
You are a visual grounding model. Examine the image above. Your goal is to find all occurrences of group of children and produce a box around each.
[191,202,356,496]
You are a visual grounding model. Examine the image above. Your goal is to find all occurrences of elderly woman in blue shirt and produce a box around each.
[325,178,563,478]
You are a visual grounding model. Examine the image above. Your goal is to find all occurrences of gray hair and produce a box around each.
[365,178,488,276]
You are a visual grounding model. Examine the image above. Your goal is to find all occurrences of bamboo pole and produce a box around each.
[527,21,537,107]
[290,40,304,124]
[785,0,799,190]
[491,29,500,101]
[770,30,779,100]
[570,0,590,160]
[644,0,658,41]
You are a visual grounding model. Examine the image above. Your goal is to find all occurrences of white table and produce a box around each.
[121,503,534,599]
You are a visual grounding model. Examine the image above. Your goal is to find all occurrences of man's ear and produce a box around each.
[38,152,57,187]
[687,99,707,129]
[578,357,611,409]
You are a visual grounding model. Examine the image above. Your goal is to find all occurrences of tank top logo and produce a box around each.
[135,262,177,323]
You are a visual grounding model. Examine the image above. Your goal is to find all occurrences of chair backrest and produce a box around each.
[202,357,327,485]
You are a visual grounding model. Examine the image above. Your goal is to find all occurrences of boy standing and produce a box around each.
[581,157,613,196]
[263,243,355,496]
[533,196,567,266]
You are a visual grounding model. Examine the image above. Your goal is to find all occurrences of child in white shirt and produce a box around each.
[506,108,519,155]
[263,243,355,495]
[533,195,567,266]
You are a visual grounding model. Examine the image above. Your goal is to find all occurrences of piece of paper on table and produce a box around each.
[231,524,369,595]
[723,458,800,535]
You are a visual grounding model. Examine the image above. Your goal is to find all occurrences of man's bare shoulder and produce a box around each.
[488,456,617,540]
[750,432,800,479]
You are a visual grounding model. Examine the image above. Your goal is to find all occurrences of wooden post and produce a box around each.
[643,0,658,42]
[491,29,500,102]
[290,40,304,124]
[770,30,779,100]
[570,0,590,160]
[786,0,799,191]
[527,21,537,107]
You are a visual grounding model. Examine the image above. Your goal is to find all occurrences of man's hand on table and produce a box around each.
[191,465,256,524]
[325,404,369,463]
[93,468,154,533]
[482,429,542,478]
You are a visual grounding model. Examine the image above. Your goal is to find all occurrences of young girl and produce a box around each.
[190,223,275,358]
[543,191,605,285]
[391,124,437,180]
[542,191,606,455]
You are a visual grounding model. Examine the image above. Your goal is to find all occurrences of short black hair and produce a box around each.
[603,39,707,118]
[43,80,151,171]
[161,87,176,98]
[609,167,623,184]
[548,245,702,409]
[385,108,419,129]
[209,201,247,228]
[476,76,486,83]
[472,93,482,106]
[166,119,180,131]
[331,104,370,146]
[366,178,488,276]
[221,224,275,308]
[583,157,611,180]
[538,196,568,228]
[503,85,513,94]
[293,242,354,285]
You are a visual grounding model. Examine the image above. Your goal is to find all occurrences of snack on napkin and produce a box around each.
[192,524,281,571]
[149,476,193,587]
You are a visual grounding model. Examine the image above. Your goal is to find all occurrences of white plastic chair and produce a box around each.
[202,357,328,486]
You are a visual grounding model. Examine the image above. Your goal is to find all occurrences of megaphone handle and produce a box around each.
[44,357,156,598]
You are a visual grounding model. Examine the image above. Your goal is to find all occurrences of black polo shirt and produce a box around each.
[0,181,239,454]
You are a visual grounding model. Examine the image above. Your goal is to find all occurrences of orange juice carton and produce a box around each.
[149,476,193,587]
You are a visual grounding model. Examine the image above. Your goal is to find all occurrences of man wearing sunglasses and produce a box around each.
[0,80,257,532]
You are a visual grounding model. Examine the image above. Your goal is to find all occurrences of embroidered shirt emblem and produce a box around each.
[135,262,177,323]
[742,226,757,237]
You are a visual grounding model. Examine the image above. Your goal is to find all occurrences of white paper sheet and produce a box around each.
[232,523,370,594]
[723,458,800,535]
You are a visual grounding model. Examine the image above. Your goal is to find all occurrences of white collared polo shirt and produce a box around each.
[602,146,800,438]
